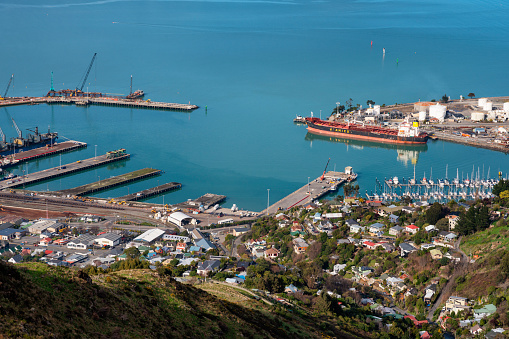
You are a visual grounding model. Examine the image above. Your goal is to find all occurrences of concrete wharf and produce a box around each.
[261,170,356,214]
[174,193,226,210]
[115,182,182,201]
[0,141,87,169]
[59,168,161,196]
[0,96,198,111]
[0,152,130,190]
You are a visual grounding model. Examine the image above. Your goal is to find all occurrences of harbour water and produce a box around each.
[0,0,508,211]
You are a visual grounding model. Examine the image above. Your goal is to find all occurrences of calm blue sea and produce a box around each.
[0,0,508,211]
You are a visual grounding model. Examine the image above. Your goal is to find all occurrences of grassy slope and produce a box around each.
[0,262,370,339]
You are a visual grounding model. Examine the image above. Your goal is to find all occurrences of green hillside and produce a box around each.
[0,261,371,339]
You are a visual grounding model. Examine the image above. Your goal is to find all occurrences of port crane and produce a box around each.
[75,53,97,94]
[0,74,13,100]
[320,158,331,181]
[0,126,6,144]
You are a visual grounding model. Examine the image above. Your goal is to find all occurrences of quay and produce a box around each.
[174,193,227,210]
[0,96,198,112]
[115,182,182,201]
[0,151,130,190]
[0,141,87,169]
[261,168,357,214]
[429,131,509,154]
[59,168,162,196]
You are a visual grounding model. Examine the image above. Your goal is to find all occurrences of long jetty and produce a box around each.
[0,151,130,190]
[115,182,182,201]
[59,168,162,196]
[260,170,356,215]
[0,141,87,169]
[0,96,198,112]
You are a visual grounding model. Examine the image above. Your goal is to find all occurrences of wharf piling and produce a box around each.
[0,151,130,190]
[115,182,182,201]
[59,168,162,196]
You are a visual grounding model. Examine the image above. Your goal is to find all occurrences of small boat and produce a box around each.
[293,115,306,123]
[393,176,399,185]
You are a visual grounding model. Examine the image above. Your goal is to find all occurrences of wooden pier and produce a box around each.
[115,182,182,201]
[0,141,87,169]
[58,168,162,196]
[0,96,198,111]
[0,151,130,190]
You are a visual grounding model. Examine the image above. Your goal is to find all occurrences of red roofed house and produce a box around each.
[404,315,428,327]
[40,238,53,246]
[363,241,376,250]
[264,247,280,259]
[176,242,187,252]
[419,331,430,339]
[405,224,419,234]
[44,250,53,255]
[291,224,304,232]
[21,248,31,255]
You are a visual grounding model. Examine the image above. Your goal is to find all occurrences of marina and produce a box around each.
[367,165,500,203]
[0,150,130,190]
[0,141,87,169]
[114,182,182,201]
[58,168,162,196]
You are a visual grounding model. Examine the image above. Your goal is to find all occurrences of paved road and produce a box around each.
[208,280,274,306]
[427,237,468,320]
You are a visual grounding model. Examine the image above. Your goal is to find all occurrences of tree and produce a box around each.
[367,100,375,106]
[124,246,141,259]
[313,293,331,315]
[435,217,450,231]
[346,98,353,109]
[468,93,475,99]
[441,94,449,103]
[426,202,445,225]
[493,179,509,197]
[456,204,490,235]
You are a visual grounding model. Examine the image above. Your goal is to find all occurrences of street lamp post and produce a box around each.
[308,177,310,194]
[95,145,97,158]
[336,102,340,115]
[266,189,270,216]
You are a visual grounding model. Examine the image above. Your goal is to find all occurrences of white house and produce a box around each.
[95,233,121,247]
[350,224,365,234]
[67,234,97,249]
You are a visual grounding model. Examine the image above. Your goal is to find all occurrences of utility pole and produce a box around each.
[267,189,270,216]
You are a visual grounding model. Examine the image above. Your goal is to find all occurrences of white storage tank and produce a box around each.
[483,101,493,111]
[503,102,509,113]
[429,103,447,122]
[471,112,485,121]
[374,105,381,115]
[478,98,488,107]
[418,111,427,121]
[487,112,496,121]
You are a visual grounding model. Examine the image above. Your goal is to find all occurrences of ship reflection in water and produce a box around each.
[304,132,428,165]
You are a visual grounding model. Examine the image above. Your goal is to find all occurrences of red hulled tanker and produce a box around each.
[305,117,428,144]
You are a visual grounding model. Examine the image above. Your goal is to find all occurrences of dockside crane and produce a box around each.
[0,74,13,100]
[75,53,97,95]
[320,158,331,181]
[0,126,6,144]
[11,118,24,146]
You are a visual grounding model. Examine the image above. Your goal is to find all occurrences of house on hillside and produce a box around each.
[369,223,385,235]
[430,249,443,260]
[197,260,220,276]
[389,225,403,236]
[405,224,419,234]
[264,247,280,259]
[399,243,417,257]
[293,238,309,254]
